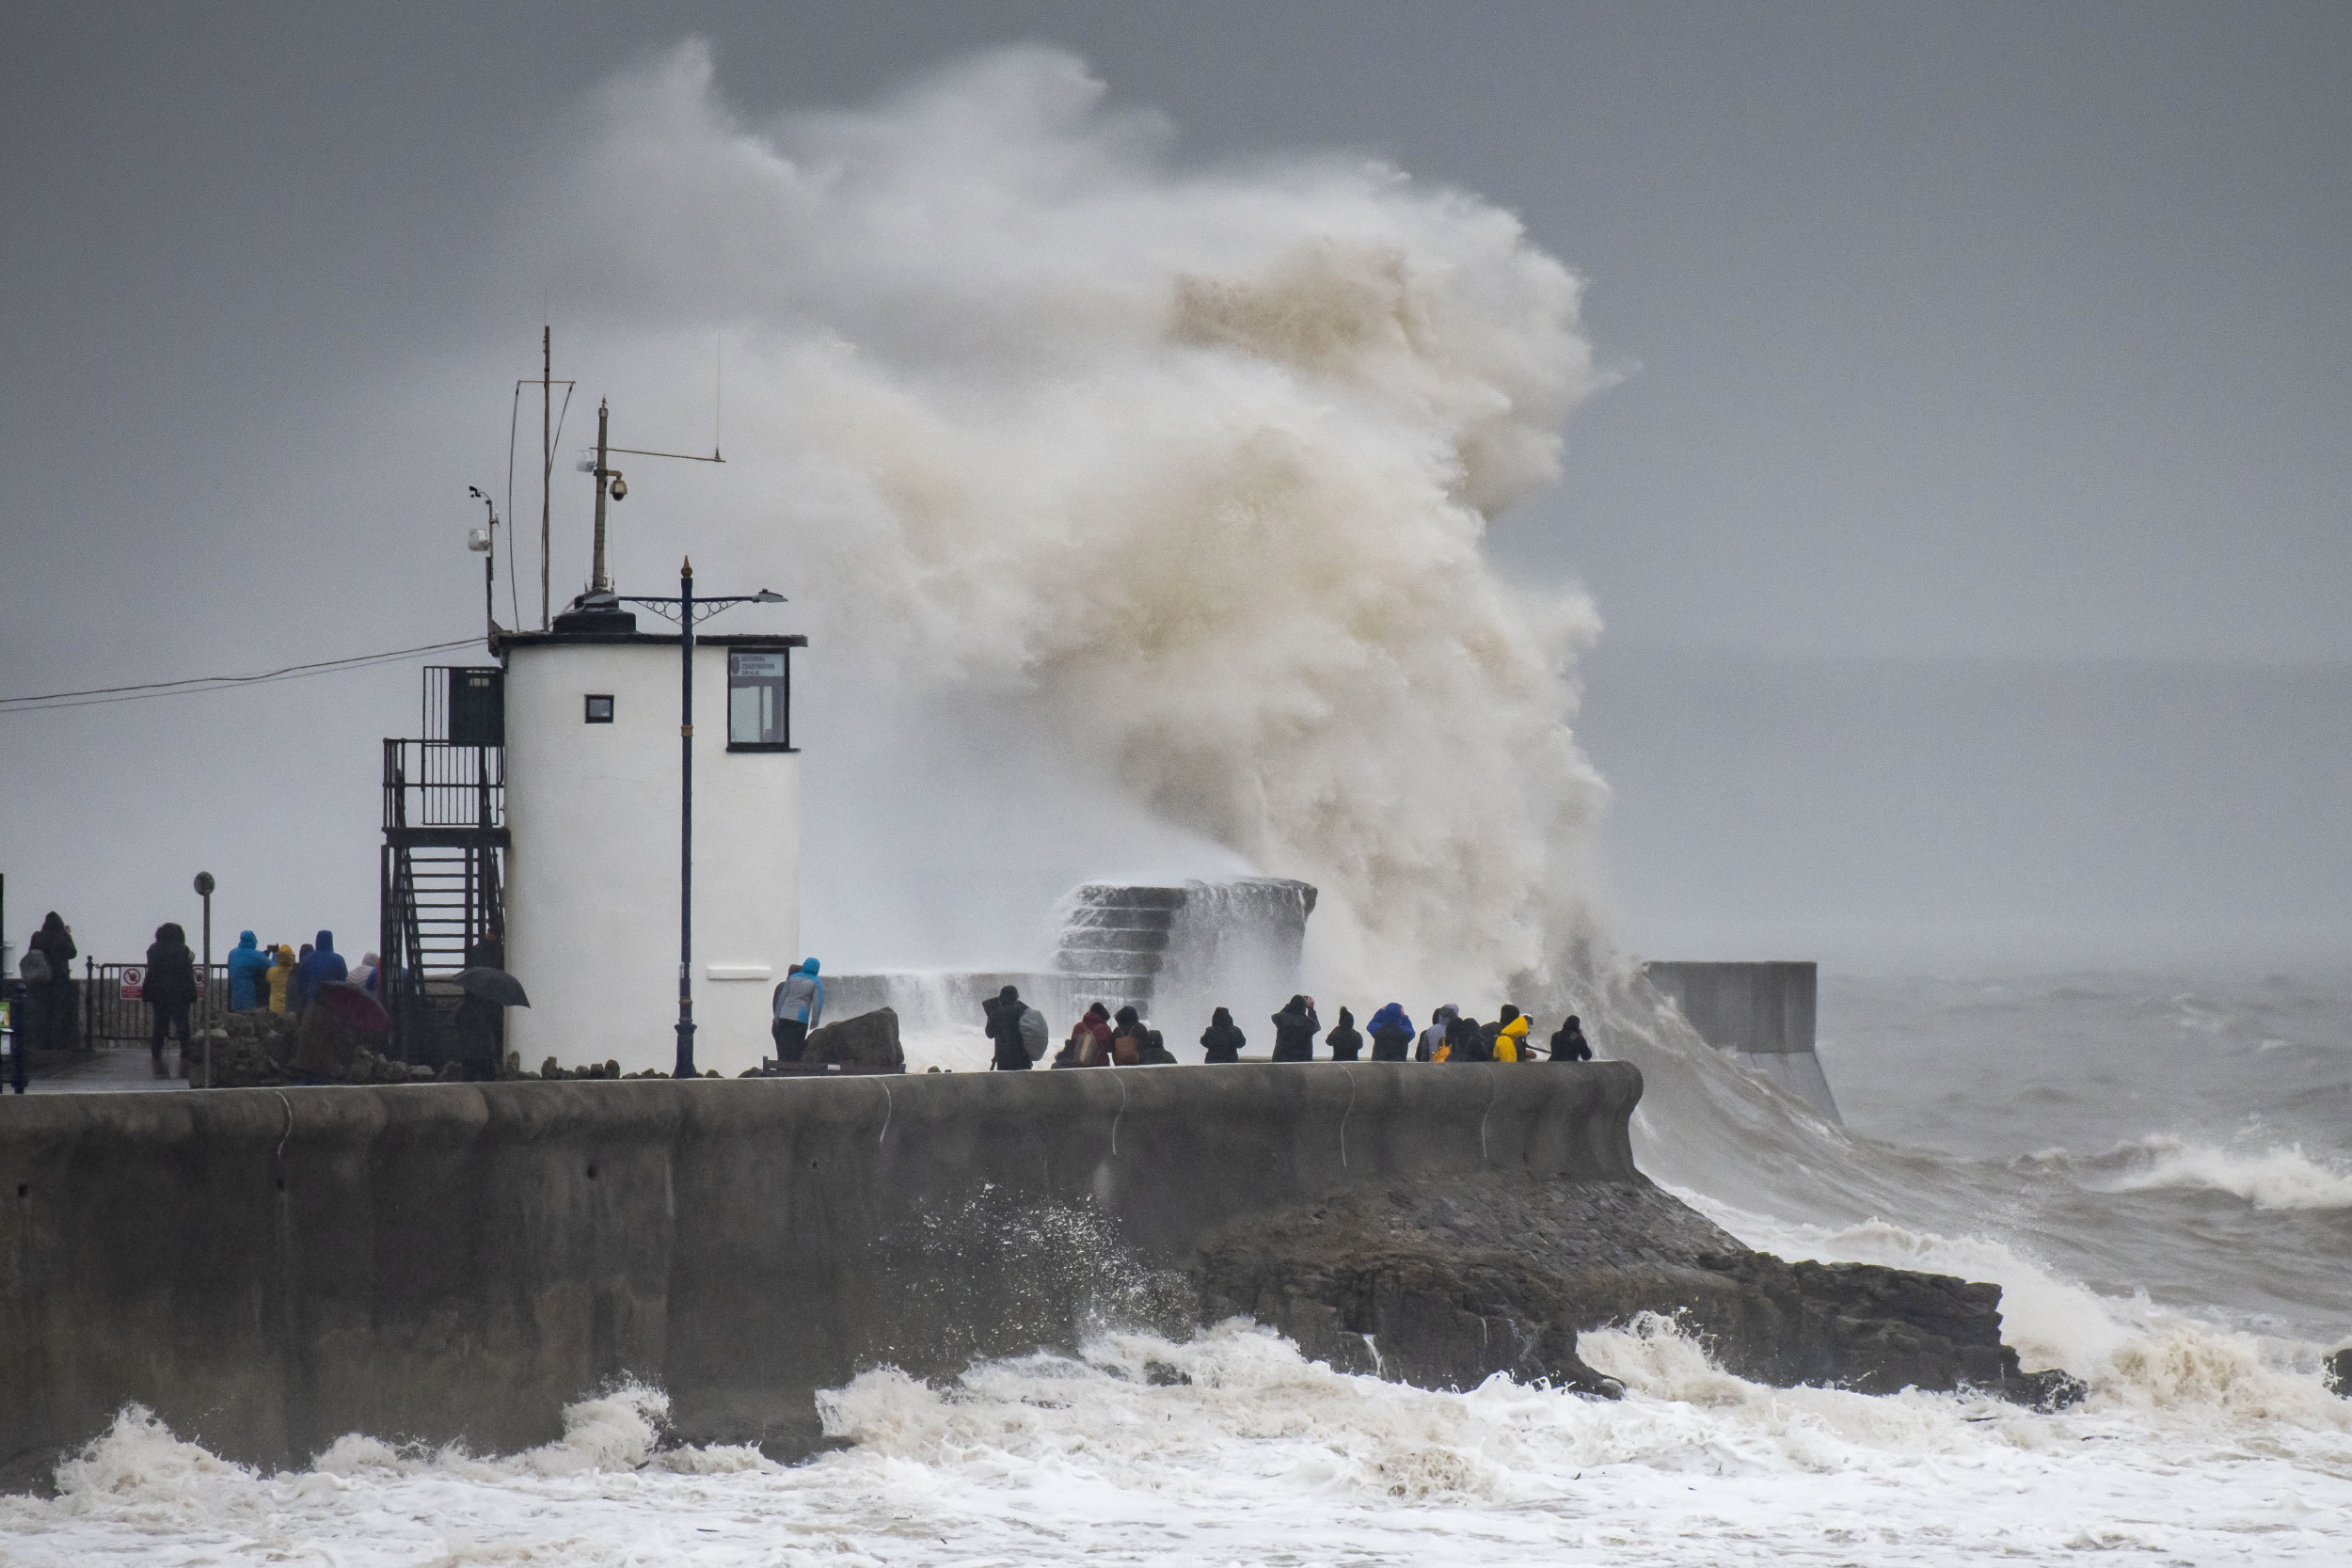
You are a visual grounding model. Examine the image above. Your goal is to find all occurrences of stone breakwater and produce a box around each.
[1,1063,2074,1487]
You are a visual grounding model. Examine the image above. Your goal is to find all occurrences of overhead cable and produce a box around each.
[0,638,485,716]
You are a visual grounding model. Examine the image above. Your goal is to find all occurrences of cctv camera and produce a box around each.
[608,476,628,500]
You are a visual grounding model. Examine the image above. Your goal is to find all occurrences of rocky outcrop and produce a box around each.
[2327,1347,2351,1396]
[800,1006,905,1070]
[1192,1174,2085,1408]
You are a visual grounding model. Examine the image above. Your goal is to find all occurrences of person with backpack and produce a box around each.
[1324,1006,1364,1062]
[982,984,1036,1071]
[771,958,823,1063]
[1057,1002,1114,1068]
[1366,1004,1415,1062]
[1109,1005,1150,1066]
[144,922,199,1077]
[1199,1006,1247,1063]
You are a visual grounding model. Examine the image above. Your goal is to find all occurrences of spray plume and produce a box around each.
[548,41,1611,998]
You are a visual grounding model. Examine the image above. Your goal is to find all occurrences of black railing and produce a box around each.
[383,739,503,832]
[80,960,230,1047]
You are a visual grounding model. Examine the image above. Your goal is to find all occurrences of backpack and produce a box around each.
[18,951,49,985]
[1018,1005,1048,1061]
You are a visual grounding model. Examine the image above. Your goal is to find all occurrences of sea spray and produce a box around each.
[532,40,1611,1003]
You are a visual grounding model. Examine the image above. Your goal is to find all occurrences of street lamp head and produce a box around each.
[194,872,215,897]
[752,590,785,603]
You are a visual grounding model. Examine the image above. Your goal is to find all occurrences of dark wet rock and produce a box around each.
[1191,1174,2084,1408]
[2326,1347,2352,1396]
[801,1007,906,1071]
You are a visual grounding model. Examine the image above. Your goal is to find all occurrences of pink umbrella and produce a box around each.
[316,980,390,1035]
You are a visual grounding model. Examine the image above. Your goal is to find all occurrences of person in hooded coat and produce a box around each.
[1447,1011,1489,1062]
[1270,995,1320,1062]
[266,944,297,1015]
[1492,1005,1532,1062]
[771,958,823,1063]
[1108,1005,1150,1066]
[1549,1015,1592,1062]
[1136,1027,1177,1066]
[1324,1006,1364,1062]
[293,932,345,1014]
[1366,1004,1415,1062]
[144,922,199,1076]
[1418,1005,1457,1062]
[29,912,77,1053]
[225,930,272,1012]
[453,991,503,1081]
[1059,1002,1114,1068]
[1199,1006,1246,1063]
[981,984,1034,1071]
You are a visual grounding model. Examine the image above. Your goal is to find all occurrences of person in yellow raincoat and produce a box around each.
[265,944,297,1015]
[1493,1006,1532,1061]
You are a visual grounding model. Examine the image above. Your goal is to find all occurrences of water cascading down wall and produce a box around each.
[0,1063,1639,1482]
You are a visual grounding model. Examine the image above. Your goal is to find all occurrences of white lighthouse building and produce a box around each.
[499,599,804,1077]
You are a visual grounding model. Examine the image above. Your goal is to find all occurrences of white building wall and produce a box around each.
[503,640,800,1077]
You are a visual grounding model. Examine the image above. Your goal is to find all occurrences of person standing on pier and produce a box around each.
[982,984,1034,1071]
[771,958,823,1063]
[144,922,199,1077]
[1366,1004,1414,1062]
[1324,1006,1363,1061]
[1270,995,1320,1061]
[1549,1015,1592,1062]
[1199,1006,1247,1063]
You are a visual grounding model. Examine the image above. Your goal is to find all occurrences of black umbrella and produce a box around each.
[453,967,531,1007]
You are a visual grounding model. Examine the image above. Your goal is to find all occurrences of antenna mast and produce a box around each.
[540,327,553,630]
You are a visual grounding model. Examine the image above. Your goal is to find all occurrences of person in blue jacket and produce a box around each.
[293,930,347,1014]
[225,930,272,1012]
[771,957,823,1062]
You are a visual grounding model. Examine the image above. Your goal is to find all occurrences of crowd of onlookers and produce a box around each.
[976,987,1593,1070]
[8,911,386,1087]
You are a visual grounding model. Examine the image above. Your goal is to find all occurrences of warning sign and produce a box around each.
[119,966,145,1002]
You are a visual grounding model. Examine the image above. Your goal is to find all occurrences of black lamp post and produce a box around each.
[621,560,785,1078]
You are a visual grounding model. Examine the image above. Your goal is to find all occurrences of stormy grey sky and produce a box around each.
[3,2,2347,969]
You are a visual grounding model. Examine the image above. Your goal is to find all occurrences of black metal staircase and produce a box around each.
[380,667,506,1061]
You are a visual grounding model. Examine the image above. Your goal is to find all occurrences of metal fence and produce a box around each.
[81,960,231,1048]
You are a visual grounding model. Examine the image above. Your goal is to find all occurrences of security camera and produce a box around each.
[608,475,628,500]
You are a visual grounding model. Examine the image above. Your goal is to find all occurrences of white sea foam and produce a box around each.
[2098,1134,2352,1211]
[9,1321,2352,1566]
[1681,1196,2352,1429]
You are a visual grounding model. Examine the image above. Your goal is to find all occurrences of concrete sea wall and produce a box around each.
[0,1063,1639,1482]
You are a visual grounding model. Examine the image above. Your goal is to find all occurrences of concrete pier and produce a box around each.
[0,1064,1638,1482]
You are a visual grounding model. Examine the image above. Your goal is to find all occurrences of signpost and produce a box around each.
[195,871,215,1087]
[119,967,146,1002]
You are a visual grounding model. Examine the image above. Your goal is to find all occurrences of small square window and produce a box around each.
[584,694,615,723]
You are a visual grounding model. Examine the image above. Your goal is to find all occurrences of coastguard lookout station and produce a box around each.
[379,384,802,1078]
[501,591,803,1078]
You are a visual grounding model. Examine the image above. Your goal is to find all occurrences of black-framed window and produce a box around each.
[727,648,793,751]
[584,693,614,723]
